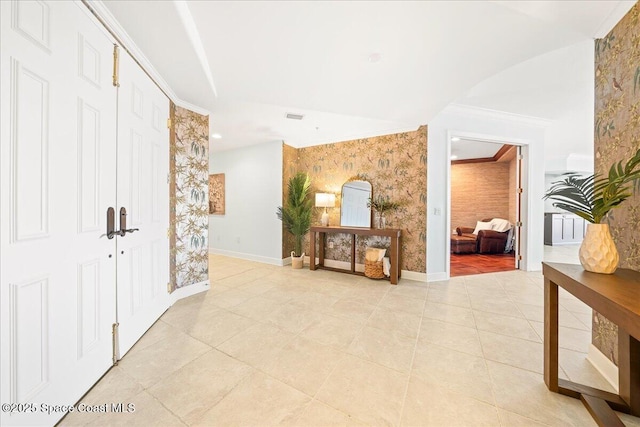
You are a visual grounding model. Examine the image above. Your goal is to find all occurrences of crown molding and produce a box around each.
[445,103,552,128]
[593,1,636,39]
[173,98,211,116]
[83,0,210,116]
[292,125,421,149]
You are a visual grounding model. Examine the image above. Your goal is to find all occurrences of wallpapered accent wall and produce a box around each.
[170,104,209,290]
[283,127,427,273]
[593,3,639,366]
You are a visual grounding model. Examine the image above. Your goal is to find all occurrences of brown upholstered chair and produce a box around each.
[456,218,511,254]
[476,229,510,254]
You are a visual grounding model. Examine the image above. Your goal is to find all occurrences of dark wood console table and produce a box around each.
[542,262,640,426]
[309,226,401,284]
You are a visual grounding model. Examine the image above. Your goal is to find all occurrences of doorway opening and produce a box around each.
[448,137,523,277]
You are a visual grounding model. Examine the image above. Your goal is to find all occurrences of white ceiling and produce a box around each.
[100,0,636,153]
[451,140,506,161]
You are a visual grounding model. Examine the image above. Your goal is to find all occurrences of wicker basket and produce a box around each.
[364,259,384,279]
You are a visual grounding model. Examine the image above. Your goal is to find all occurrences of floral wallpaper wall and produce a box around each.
[593,3,639,366]
[170,104,209,290]
[287,127,427,272]
[209,173,225,215]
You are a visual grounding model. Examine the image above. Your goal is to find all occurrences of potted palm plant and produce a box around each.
[544,148,640,273]
[277,172,312,268]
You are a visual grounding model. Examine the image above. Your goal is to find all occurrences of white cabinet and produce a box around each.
[544,213,586,245]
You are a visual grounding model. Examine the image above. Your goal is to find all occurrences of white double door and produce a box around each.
[0,1,170,425]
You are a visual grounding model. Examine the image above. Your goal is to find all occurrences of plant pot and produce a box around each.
[291,251,304,269]
[374,212,386,229]
[579,223,619,274]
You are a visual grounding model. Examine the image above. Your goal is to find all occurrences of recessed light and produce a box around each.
[451,155,458,160]
[451,137,461,142]
[368,53,382,63]
[286,113,304,120]
[211,133,222,139]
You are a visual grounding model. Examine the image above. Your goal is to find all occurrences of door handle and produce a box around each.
[120,207,127,232]
[100,207,117,239]
[117,207,139,236]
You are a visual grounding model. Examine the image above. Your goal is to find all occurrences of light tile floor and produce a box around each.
[61,248,640,426]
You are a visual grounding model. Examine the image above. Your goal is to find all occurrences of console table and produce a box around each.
[309,226,401,284]
[542,262,640,426]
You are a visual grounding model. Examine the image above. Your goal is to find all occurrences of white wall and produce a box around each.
[544,174,564,212]
[544,171,590,213]
[427,104,549,280]
[209,141,283,265]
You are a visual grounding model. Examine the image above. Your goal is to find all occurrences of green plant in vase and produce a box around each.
[277,172,312,268]
[367,195,400,229]
[543,148,640,273]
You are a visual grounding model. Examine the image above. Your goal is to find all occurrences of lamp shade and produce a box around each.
[315,193,335,208]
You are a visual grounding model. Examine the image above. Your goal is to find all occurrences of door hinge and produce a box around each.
[111,322,120,365]
[167,118,172,129]
[517,154,523,160]
[518,255,523,261]
[517,188,523,194]
[167,173,170,184]
[516,221,523,227]
[167,282,172,293]
[112,45,120,87]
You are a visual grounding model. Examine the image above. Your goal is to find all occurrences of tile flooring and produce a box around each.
[61,248,640,426]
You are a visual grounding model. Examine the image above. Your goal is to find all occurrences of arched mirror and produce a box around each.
[340,179,372,227]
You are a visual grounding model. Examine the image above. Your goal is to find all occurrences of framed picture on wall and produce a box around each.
[209,173,225,215]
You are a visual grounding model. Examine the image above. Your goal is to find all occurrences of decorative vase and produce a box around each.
[380,213,386,229]
[291,251,304,269]
[374,212,381,229]
[578,223,619,274]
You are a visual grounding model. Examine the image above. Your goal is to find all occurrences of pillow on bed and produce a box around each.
[490,218,511,233]
[472,221,492,235]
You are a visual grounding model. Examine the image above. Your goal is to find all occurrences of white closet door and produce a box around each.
[115,49,170,358]
[0,1,117,425]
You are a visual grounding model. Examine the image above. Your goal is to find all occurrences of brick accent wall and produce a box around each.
[451,162,511,230]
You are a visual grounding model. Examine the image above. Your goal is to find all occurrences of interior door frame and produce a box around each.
[446,131,531,278]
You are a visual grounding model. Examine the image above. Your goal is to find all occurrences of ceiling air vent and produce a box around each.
[285,112,304,120]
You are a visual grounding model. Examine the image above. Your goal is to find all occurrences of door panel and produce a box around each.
[115,50,170,358]
[1,1,117,425]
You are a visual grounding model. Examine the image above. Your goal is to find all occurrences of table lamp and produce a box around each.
[315,193,336,226]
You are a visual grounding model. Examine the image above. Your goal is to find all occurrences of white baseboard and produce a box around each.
[171,279,210,303]
[303,257,363,272]
[326,258,365,272]
[209,248,284,266]
[587,344,619,392]
[427,272,449,282]
[402,270,427,282]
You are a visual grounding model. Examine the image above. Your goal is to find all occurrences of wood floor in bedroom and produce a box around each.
[450,252,516,277]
